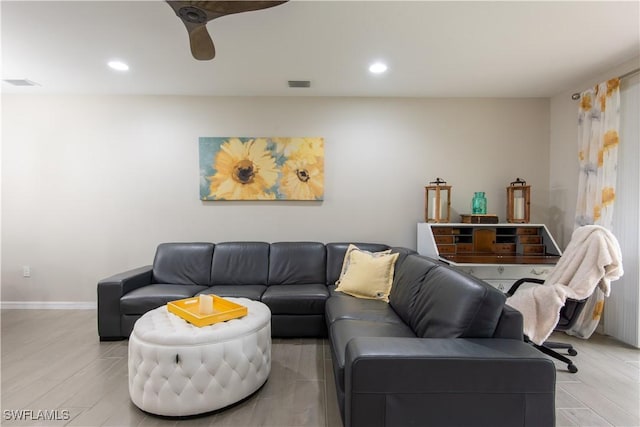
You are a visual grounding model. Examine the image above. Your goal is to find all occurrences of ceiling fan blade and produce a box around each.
[193,1,289,17]
[187,23,215,60]
[166,1,288,61]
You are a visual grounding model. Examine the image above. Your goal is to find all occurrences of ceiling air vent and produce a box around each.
[3,79,40,86]
[288,80,311,88]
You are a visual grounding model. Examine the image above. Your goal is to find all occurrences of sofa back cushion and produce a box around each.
[410,265,506,338]
[210,242,269,286]
[389,246,418,271]
[326,243,390,285]
[268,242,326,285]
[152,242,214,286]
[389,255,440,325]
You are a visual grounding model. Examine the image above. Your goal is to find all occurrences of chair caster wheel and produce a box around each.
[568,348,578,356]
[568,364,578,373]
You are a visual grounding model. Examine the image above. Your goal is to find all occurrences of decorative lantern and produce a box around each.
[424,178,451,223]
[507,178,530,223]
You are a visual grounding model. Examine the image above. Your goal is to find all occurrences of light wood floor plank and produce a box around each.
[136,414,179,427]
[1,378,62,411]
[65,375,131,426]
[297,339,325,381]
[26,357,122,410]
[559,382,640,427]
[555,388,587,409]
[556,408,581,427]
[101,401,147,427]
[558,408,614,427]
[323,359,342,427]
[207,394,258,427]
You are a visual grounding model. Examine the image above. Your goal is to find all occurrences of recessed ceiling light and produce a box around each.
[369,62,388,74]
[108,60,129,71]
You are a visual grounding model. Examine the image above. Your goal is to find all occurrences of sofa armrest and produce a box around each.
[344,337,555,427]
[97,266,152,339]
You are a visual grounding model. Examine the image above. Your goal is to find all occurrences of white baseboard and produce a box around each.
[0,301,96,310]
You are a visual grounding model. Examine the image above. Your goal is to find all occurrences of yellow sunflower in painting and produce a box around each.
[208,138,277,200]
[273,137,324,200]
[274,137,324,164]
[279,157,324,200]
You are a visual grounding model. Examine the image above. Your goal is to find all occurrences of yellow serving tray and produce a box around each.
[167,295,248,327]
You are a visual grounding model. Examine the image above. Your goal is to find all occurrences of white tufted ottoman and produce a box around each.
[128,298,271,417]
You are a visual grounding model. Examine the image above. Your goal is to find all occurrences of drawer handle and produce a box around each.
[530,269,547,276]
[497,266,504,274]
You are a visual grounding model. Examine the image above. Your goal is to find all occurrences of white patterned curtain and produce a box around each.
[568,78,621,338]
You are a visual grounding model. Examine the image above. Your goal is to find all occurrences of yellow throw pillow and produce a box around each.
[335,250,399,302]
[336,244,391,286]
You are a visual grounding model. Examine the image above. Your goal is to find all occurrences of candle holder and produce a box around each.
[425,178,451,223]
[507,178,530,223]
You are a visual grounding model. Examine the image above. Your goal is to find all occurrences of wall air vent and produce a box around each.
[3,79,40,86]
[288,80,311,88]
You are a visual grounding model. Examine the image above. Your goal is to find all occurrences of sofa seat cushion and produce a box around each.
[329,319,416,388]
[325,296,404,326]
[261,284,329,315]
[196,285,266,301]
[120,284,208,315]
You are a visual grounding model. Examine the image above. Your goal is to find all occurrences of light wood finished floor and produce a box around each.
[1,309,638,427]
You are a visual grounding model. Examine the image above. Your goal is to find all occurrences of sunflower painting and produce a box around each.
[199,137,324,201]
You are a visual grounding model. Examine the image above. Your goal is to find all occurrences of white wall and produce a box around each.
[1,95,550,303]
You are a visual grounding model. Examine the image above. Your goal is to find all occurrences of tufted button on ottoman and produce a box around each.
[128,298,271,417]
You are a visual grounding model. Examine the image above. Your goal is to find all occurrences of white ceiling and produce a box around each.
[2,0,639,97]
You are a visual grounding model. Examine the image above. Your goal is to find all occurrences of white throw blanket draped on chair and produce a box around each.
[506,225,623,345]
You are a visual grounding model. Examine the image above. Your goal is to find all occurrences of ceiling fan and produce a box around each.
[166,1,288,61]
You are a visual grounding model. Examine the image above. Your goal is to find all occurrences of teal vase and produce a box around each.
[472,192,487,214]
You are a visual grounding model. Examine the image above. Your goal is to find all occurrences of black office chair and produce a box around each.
[507,278,587,373]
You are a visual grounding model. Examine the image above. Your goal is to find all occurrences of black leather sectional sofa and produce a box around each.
[97,241,556,427]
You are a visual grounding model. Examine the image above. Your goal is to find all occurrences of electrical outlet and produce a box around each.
[22,266,31,278]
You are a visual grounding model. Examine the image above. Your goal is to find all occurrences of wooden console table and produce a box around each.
[417,223,562,291]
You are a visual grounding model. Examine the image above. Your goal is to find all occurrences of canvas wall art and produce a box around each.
[199,137,324,201]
